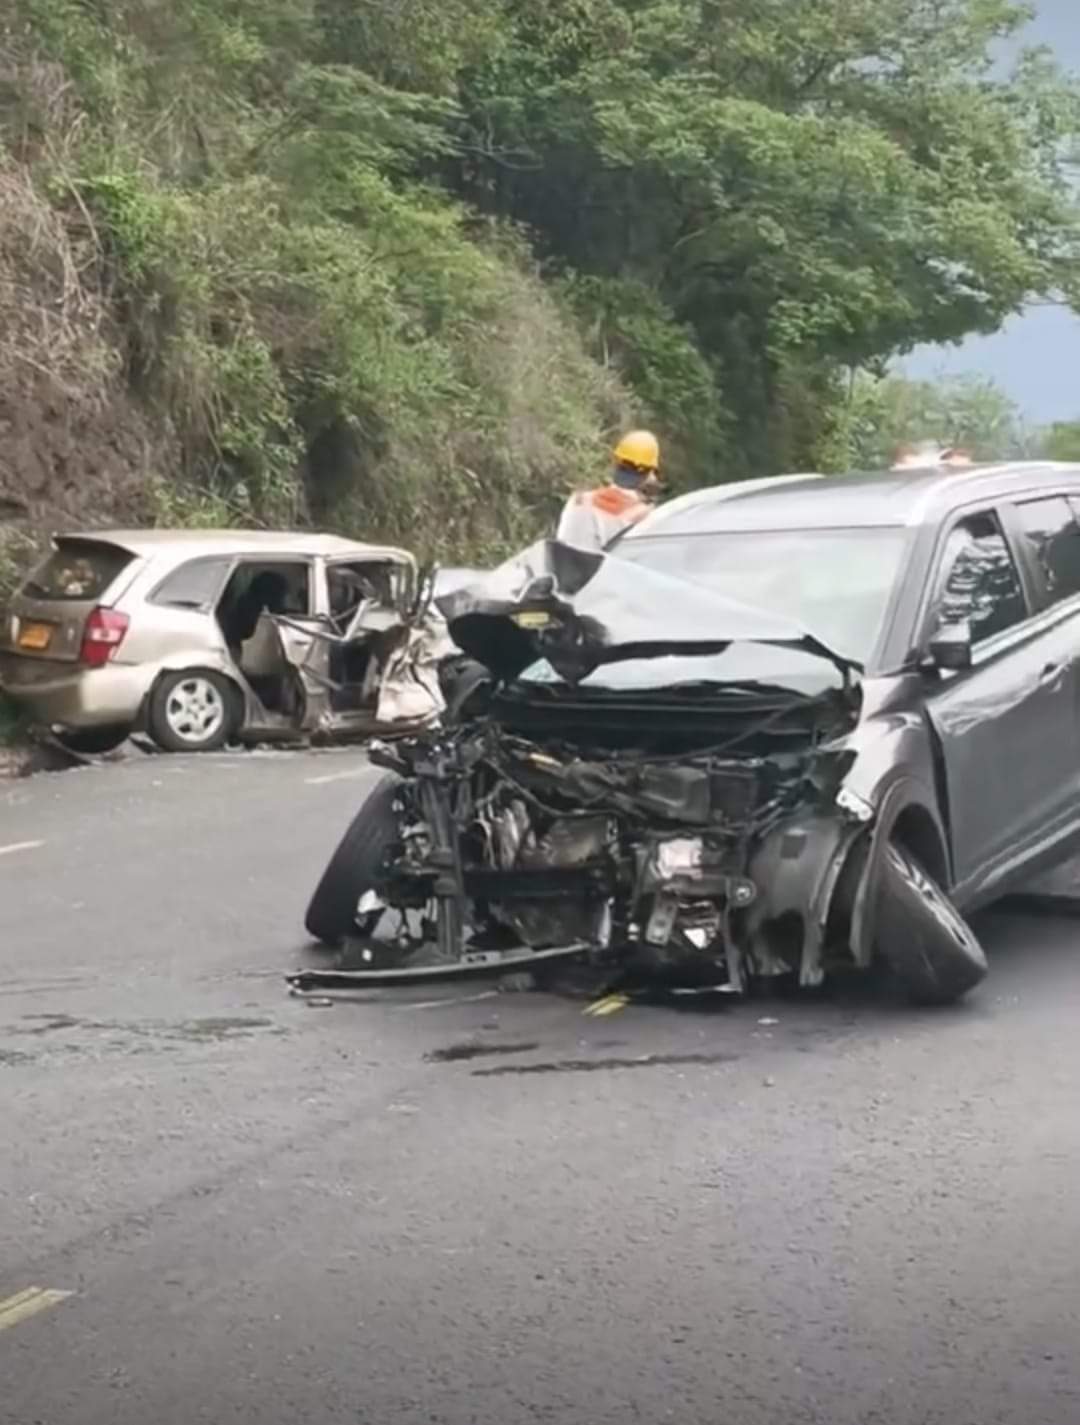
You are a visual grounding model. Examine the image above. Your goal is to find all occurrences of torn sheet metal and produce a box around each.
[437,539,861,685]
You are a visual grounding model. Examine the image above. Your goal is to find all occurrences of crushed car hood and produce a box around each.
[436,540,862,685]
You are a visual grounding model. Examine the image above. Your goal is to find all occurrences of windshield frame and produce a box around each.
[612,522,916,675]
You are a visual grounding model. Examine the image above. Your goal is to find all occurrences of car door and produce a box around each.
[262,562,322,682]
[144,555,236,661]
[1003,490,1080,823]
[920,506,1080,897]
[217,558,321,723]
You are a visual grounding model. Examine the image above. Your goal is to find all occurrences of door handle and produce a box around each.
[1040,662,1064,687]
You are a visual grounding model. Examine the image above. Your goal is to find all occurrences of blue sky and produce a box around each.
[903,0,1079,423]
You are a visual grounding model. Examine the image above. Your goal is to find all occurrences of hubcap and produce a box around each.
[165,677,226,745]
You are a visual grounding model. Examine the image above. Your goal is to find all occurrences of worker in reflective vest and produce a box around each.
[556,430,661,550]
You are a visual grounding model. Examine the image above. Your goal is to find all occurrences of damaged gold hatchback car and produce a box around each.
[1,529,451,753]
[295,460,1080,1006]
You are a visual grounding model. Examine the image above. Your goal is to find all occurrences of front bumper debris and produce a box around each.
[287,941,591,993]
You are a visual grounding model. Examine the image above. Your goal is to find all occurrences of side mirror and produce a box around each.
[928,621,973,672]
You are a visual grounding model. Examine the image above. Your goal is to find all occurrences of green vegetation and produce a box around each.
[840,373,1035,469]
[1040,421,1080,462]
[0,0,1078,566]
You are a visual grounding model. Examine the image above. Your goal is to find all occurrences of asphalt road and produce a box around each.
[1,749,1079,1425]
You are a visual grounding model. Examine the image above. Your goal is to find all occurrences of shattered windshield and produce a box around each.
[612,526,907,663]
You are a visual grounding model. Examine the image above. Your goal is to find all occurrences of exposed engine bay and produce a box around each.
[360,673,860,991]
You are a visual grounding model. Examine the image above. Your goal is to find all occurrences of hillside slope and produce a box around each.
[1,0,1077,594]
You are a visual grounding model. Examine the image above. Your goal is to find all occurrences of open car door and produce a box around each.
[219,558,323,731]
[306,555,433,732]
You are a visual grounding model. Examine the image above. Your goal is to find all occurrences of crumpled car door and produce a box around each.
[241,612,328,727]
[320,556,449,729]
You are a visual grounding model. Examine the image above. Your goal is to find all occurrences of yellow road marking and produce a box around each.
[0,1287,73,1332]
[583,992,631,1018]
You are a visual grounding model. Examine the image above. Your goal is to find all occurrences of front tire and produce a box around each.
[875,842,988,1005]
[148,670,237,753]
[305,772,403,946]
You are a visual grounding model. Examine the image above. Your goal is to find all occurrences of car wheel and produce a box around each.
[148,670,237,753]
[874,842,988,1005]
[53,724,131,756]
[305,772,403,946]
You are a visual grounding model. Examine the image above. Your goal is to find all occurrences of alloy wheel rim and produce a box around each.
[165,677,225,744]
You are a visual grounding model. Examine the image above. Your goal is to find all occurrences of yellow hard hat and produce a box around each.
[613,429,660,473]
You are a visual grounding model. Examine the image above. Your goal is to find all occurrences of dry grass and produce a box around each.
[0,145,174,556]
[0,155,116,402]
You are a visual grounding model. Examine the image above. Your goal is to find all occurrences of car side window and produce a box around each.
[1015,496,1080,607]
[151,557,233,610]
[931,511,1026,645]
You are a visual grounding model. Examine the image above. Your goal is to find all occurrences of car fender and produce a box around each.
[746,701,951,980]
[818,705,950,959]
[747,813,864,987]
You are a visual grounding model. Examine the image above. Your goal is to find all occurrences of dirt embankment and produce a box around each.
[0,157,173,591]
[0,155,177,767]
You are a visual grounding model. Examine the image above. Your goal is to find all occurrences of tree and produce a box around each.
[2,0,627,554]
[839,373,1031,471]
[1039,422,1080,462]
[452,0,1080,473]
[4,0,1080,561]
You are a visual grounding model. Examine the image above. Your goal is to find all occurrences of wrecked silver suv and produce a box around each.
[296,461,1080,1005]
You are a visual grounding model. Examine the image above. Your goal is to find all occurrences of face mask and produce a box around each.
[613,464,646,490]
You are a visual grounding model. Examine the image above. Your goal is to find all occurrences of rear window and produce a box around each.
[20,540,134,602]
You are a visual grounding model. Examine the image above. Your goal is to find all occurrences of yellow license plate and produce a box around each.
[512,610,552,629]
[17,622,53,651]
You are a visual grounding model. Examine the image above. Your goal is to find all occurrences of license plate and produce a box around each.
[17,622,53,651]
[512,610,552,629]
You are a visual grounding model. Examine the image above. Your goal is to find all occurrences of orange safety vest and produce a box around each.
[556,483,650,549]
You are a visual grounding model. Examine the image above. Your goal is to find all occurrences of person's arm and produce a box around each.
[556,493,600,548]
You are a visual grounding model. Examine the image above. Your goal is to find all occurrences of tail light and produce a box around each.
[80,607,129,667]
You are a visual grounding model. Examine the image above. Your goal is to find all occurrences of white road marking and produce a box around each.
[305,769,371,786]
[395,991,501,1012]
[0,840,44,858]
[0,1286,73,1332]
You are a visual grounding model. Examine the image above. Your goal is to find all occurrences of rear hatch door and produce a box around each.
[4,537,139,666]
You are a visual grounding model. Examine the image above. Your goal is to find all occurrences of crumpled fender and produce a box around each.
[747,697,950,982]
[822,700,950,965]
[747,812,864,987]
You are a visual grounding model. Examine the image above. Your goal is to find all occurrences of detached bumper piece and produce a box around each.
[287,941,591,992]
